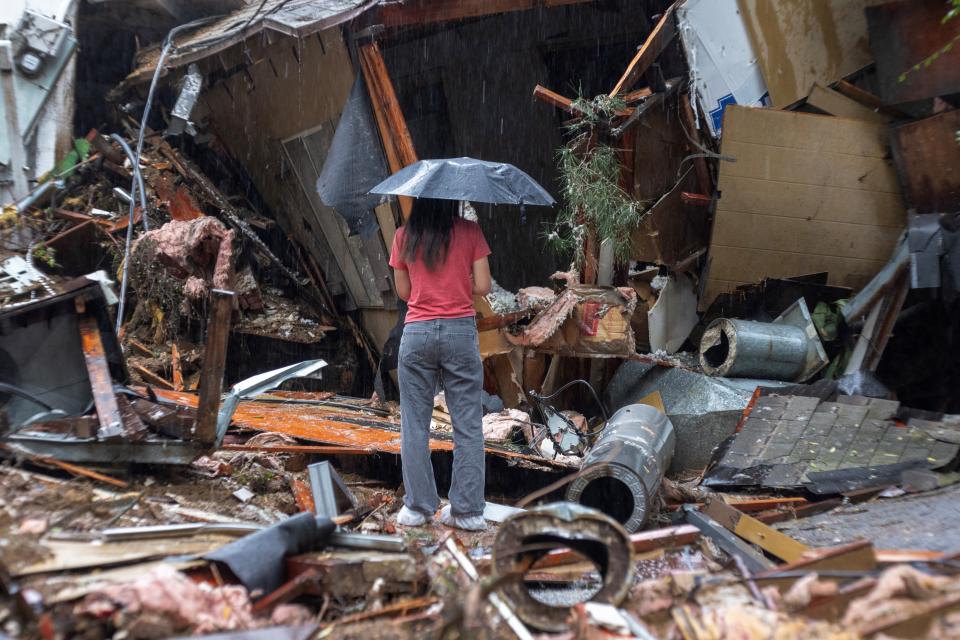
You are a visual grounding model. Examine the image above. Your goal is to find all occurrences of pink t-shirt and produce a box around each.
[389,218,491,323]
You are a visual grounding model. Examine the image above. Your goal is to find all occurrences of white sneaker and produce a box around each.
[439,505,487,531]
[396,505,427,526]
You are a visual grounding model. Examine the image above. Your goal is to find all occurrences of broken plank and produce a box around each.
[684,506,774,573]
[76,313,124,440]
[130,363,175,391]
[289,478,316,514]
[806,83,887,123]
[171,343,184,391]
[154,390,576,470]
[374,202,398,252]
[359,40,417,220]
[533,84,586,116]
[867,0,960,105]
[127,338,155,358]
[703,498,809,563]
[756,541,877,592]
[476,309,534,331]
[610,2,678,97]
[890,109,960,214]
[195,290,234,443]
[833,79,909,119]
[0,444,128,488]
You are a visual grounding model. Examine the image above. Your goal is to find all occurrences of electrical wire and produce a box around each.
[111,133,149,334]
[532,378,609,422]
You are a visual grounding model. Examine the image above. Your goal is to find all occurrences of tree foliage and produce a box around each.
[546,95,648,268]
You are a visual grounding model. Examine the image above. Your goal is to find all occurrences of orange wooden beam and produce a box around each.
[610,2,678,97]
[358,40,418,220]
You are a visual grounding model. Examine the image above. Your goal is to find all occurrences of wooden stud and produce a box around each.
[76,311,124,440]
[195,289,234,444]
[171,343,184,391]
[130,364,176,391]
[610,2,679,97]
[358,41,418,220]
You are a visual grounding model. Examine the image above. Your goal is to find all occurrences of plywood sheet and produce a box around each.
[806,83,887,123]
[867,0,960,105]
[890,109,960,214]
[738,0,886,108]
[703,105,904,309]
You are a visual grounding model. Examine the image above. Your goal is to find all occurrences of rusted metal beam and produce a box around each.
[358,40,418,220]
[76,309,124,440]
[610,2,678,97]
[195,289,234,444]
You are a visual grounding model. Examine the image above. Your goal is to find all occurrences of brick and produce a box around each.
[836,395,871,406]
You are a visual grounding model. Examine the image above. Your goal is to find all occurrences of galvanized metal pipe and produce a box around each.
[699,318,809,381]
[566,404,675,532]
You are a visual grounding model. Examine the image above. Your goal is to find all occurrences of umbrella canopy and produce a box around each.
[368,157,555,207]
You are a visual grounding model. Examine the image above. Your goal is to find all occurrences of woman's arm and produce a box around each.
[394,268,411,301]
[472,257,491,296]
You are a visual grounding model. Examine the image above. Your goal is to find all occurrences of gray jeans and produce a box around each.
[398,317,485,518]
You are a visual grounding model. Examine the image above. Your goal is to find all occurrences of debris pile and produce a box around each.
[1,0,960,637]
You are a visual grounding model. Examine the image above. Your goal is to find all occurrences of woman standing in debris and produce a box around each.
[389,198,492,531]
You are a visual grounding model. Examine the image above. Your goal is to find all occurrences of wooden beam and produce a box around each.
[610,2,678,97]
[806,83,887,123]
[358,41,418,220]
[534,84,633,117]
[0,444,129,488]
[374,202,398,251]
[533,84,585,115]
[195,290,234,444]
[130,364,176,391]
[171,343,184,391]
[377,0,593,28]
[833,79,911,119]
[76,311,124,440]
[703,498,809,563]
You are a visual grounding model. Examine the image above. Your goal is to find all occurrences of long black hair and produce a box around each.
[400,199,459,270]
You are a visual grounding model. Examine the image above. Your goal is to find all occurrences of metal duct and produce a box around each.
[699,298,828,382]
[566,404,675,532]
[699,318,809,381]
[492,502,633,632]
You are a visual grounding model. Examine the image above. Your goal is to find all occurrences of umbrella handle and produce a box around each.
[520,201,526,225]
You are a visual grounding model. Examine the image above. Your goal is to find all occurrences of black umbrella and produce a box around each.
[368,157,555,216]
